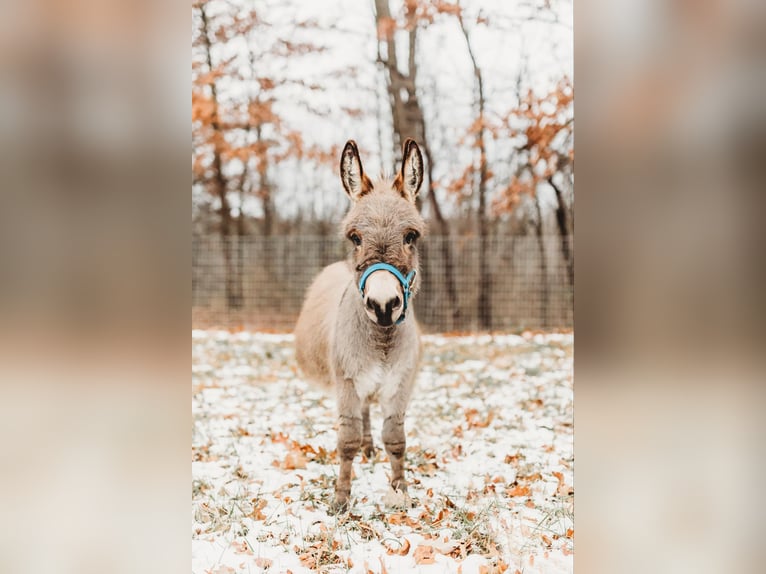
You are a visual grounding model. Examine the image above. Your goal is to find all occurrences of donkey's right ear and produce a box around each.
[340,140,373,201]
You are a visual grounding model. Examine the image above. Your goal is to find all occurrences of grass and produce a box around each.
[192,331,573,573]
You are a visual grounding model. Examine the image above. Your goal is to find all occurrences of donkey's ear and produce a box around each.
[340,140,373,201]
[394,138,424,202]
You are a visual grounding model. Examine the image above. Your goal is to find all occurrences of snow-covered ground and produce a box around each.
[192,330,573,574]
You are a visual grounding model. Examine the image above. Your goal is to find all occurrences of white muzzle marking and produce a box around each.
[363,270,404,326]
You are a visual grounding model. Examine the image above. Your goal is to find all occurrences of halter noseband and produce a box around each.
[357,263,417,325]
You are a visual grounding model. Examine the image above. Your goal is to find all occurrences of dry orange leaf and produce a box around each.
[387,512,419,527]
[552,471,574,496]
[231,540,252,555]
[270,431,289,443]
[250,498,267,520]
[464,408,495,429]
[414,545,436,565]
[384,537,411,556]
[506,484,531,497]
[254,557,272,569]
[398,538,411,555]
[282,451,307,470]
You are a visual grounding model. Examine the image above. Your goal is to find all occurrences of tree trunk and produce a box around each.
[235,184,247,309]
[374,0,459,328]
[533,193,549,328]
[199,5,241,309]
[547,176,574,287]
[457,12,491,329]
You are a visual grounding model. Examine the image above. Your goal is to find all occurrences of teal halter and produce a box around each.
[358,263,417,325]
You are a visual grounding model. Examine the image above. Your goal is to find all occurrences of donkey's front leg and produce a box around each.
[382,412,408,493]
[361,401,376,459]
[332,378,362,514]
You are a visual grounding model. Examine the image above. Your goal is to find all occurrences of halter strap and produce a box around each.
[358,263,417,325]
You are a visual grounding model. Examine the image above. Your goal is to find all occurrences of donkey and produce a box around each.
[294,139,426,513]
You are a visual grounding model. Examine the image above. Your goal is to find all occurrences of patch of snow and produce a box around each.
[192,330,573,574]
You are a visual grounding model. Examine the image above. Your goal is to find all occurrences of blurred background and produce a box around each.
[191,0,573,332]
[0,0,762,572]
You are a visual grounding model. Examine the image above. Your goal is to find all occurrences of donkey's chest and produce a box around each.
[353,362,398,403]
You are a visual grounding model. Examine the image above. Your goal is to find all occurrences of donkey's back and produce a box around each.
[294,261,351,386]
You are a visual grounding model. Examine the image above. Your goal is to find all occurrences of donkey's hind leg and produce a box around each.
[361,401,376,459]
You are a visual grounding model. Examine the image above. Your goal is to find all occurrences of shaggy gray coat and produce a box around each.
[294,139,426,512]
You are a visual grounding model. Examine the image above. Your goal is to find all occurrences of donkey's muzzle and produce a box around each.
[366,294,402,327]
[358,263,416,326]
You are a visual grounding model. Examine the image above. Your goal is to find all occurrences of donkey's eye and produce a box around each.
[349,233,361,247]
[404,231,418,245]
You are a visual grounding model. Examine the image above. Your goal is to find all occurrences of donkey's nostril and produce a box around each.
[391,296,402,310]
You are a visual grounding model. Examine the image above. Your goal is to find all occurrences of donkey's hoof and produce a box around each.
[362,443,376,459]
[382,486,413,509]
[330,494,350,515]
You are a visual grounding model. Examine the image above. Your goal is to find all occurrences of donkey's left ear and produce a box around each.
[395,138,424,202]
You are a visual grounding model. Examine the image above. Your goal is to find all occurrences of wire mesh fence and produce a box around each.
[192,235,573,332]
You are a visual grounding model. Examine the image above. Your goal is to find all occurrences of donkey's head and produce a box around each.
[340,139,426,328]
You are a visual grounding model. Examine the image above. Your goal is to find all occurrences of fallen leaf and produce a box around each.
[504,453,522,465]
[506,484,530,497]
[387,510,418,526]
[254,557,272,569]
[249,498,267,520]
[282,450,307,470]
[465,408,495,429]
[384,537,411,556]
[231,540,252,555]
[552,471,574,496]
[414,545,436,564]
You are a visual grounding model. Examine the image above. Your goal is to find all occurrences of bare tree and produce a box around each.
[547,172,573,286]
[194,2,242,309]
[456,6,492,329]
[532,191,549,327]
[373,0,459,327]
